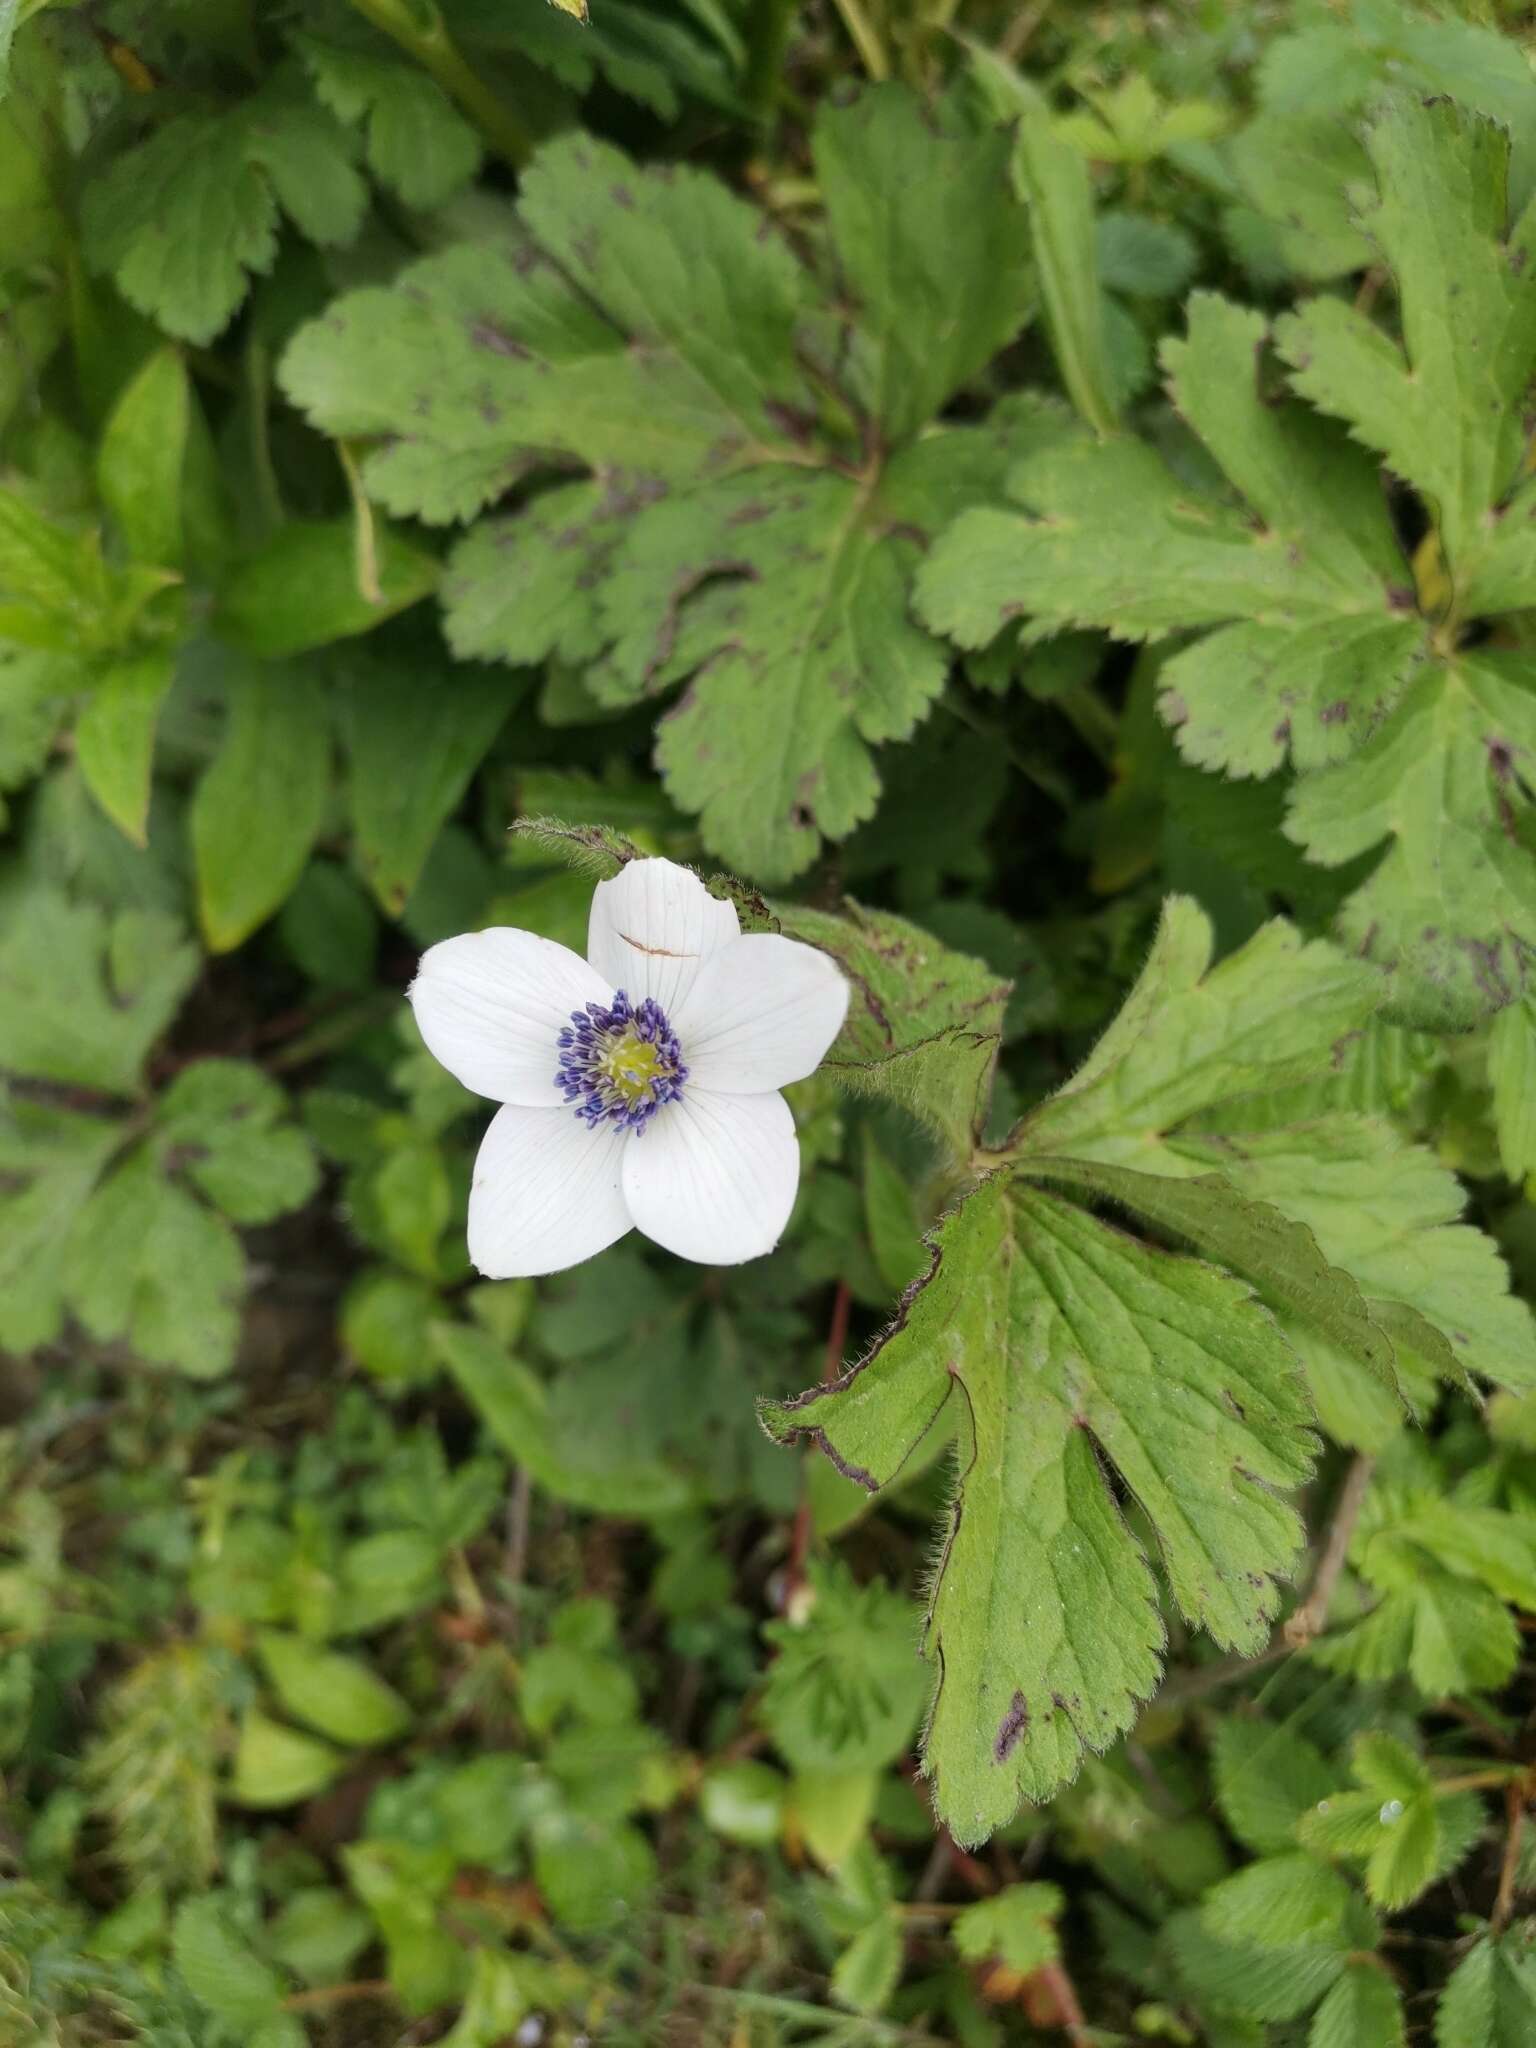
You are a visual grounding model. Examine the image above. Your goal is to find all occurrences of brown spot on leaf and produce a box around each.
[994,1692,1029,1762]
[469,320,527,359]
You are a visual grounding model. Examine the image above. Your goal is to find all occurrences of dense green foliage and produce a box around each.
[6,0,1536,2042]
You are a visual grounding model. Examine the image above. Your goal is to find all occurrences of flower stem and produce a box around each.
[1283,1452,1376,1647]
[344,0,533,170]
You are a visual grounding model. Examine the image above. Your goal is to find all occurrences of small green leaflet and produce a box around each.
[295,34,482,211]
[952,1883,1064,1974]
[765,897,1535,1841]
[918,98,1536,1027]
[81,68,368,345]
[0,1034,317,1376]
[282,86,1037,881]
[1310,1960,1406,2048]
[171,1896,302,2047]
[0,890,197,1095]
[254,1631,412,1748]
[1435,1927,1536,2048]
[1202,1851,1354,1949]
[759,1562,928,1774]
[1166,1892,1374,2026]
[1315,1449,1536,1695]
[150,1061,320,1228]
[1296,1732,1484,1911]
[0,1096,121,1354]
[1209,1716,1338,1855]
[0,486,183,847]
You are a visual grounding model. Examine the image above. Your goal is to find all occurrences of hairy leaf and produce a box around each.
[1275,97,1536,600]
[1017,898,1382,1162]
[764,1174,1314,1841]
[1283,652,1536,1028]
[770,897,1010,1157]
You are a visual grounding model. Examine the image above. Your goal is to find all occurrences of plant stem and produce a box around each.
[282,1981,392,2013]
[1431,1767,1530,1796]
[344,0,533,169]
[743,0,798,125]
[830,0,890,79]
[337,440,382,605]
[781,1279,852,1613]
[1284,1452,1375,1647]
[1493,1781,1527,1932]
[503,1463,532,1645]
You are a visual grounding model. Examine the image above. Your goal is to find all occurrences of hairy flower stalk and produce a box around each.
[409,857,848,1275]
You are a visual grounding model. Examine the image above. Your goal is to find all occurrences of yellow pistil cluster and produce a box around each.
[599,1030,669,1106]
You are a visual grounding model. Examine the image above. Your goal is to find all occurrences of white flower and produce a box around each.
[408,857,849,1277]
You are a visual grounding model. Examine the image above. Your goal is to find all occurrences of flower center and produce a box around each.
[554,989,687,1133]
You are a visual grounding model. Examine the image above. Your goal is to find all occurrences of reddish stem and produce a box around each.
[780,1279,852,1612]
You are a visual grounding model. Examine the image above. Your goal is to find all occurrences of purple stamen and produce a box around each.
[552,987,687,1135]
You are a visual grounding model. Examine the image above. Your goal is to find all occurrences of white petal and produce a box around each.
[673,934,849,1094]
[467,1102,632,1277]
[623,1089,798,1266]
[586,857,739,1016]
[410,928,613,1106]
